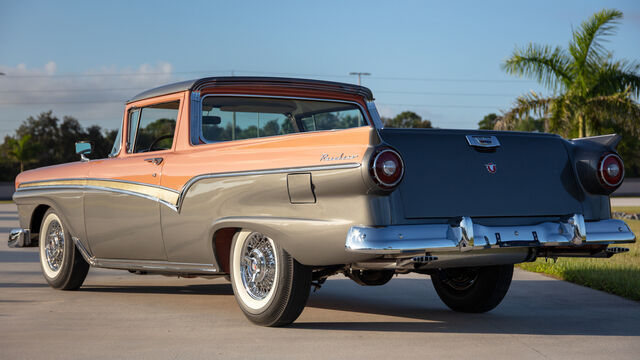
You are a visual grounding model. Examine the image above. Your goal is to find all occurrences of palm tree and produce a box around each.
[7,134,37,172]
[500,9,640,138]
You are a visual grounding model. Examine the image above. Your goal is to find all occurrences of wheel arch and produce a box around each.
[30,204,51,235]
[209,217,331,267]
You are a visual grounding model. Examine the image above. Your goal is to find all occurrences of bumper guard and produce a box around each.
[345,214,635,254]
[8,228,32,248]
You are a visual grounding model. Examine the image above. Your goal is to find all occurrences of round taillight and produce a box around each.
[371,148,404,188]
[599,153,624,187]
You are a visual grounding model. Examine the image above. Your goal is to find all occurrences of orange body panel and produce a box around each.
[15,86,373,193]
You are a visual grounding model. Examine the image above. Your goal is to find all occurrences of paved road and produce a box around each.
[611,197,640,208]
[1,203,640,360]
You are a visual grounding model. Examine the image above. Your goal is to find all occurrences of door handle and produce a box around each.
[144,157,163,165]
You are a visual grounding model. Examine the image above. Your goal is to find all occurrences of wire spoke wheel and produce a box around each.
[44,219,65,273]
[39,209,89,290]
[239,233,277,300]
[230,229,312,326]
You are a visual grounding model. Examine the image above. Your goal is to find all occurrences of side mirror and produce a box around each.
[75,141,92,162]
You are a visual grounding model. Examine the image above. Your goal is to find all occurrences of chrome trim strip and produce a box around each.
[16,185,179,212]
[345,215,636,254]
[19,177,179,194]
[193,94,373,145]
[175,162,361,211]
[15,163,360,213]
[72,236,218,274]
[8,228,31,248]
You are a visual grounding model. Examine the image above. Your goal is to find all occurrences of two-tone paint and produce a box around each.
[11,77,636,276]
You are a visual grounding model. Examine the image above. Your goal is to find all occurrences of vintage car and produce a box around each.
[8,77,636,326]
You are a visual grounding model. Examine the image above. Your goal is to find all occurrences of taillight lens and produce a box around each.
[371,148,404,188]
[599,153,624,188]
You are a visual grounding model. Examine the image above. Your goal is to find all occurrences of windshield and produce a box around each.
[108,120,123,157]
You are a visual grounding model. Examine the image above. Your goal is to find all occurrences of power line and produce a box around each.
[0,87,146,94]
[375,90,517,97]
[0,68,535,83]
[0,99,505,109]
[0,87,522,97]
[378,103,503,109]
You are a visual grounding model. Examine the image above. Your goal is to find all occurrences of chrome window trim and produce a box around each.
[190,91,202,145]
[192,93,373,145]
[366,101,384,129]
[128,100,181,154]
[126,108,141,154]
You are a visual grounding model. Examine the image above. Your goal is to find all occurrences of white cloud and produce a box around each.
[0,61,180,138]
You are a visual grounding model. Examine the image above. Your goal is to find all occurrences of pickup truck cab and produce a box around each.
[9,77,636,326]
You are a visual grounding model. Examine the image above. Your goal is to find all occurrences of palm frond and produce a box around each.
[585,90,640,136]
[591,59,640,98]
[546,94,573,135]
[498,92,555,130]
[569,9,623,71]
[502,43,572,91]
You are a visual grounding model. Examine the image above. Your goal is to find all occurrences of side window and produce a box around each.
[198,97,367,144]
[202,108,294,142]
[300,109,364,131]
[128,101,179,153]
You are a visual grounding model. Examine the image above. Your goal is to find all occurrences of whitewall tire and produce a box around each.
[39,208,89,290]
[229,230,311,326]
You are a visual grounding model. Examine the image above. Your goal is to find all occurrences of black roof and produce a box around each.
[127,76,374,103]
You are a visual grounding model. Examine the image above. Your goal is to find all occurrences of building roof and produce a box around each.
[127,76,374,103]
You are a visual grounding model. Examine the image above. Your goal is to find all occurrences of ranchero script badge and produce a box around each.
[320,153,359,161]
[485,162,497,174]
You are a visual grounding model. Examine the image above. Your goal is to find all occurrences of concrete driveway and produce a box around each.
[1,203,639,360]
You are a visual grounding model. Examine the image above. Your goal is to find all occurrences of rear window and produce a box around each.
[199,97,366,143]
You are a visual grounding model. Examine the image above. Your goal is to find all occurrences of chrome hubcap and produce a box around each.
[45,219,64,272]
[240,233,276,300]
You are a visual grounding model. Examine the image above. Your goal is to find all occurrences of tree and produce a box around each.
[478,113,500,130]
[383,111,432,128]
[501,9,640,138]
[6,135,39,172]
[0,111,117,181]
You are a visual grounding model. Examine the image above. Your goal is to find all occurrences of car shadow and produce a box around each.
[293,278,640,336]
[80,283,234,296]
[0,250,39,263]
[0,282,49,288]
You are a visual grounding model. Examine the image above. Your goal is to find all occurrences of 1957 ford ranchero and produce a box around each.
[8,77,636,326]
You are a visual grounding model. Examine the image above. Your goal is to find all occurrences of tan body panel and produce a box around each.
[13,87,380,268]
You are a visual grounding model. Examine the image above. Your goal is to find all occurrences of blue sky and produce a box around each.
[1,0,639,139]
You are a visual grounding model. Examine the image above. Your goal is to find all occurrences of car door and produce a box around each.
[84,99,181,260]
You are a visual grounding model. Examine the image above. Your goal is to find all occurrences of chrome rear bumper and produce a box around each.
[8,228,32,248]
[345,215,635,254]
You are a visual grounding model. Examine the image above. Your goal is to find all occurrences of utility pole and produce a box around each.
[349,72,370,85]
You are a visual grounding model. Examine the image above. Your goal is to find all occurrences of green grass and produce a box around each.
[518,207,640,301]
[0,200,14,204]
